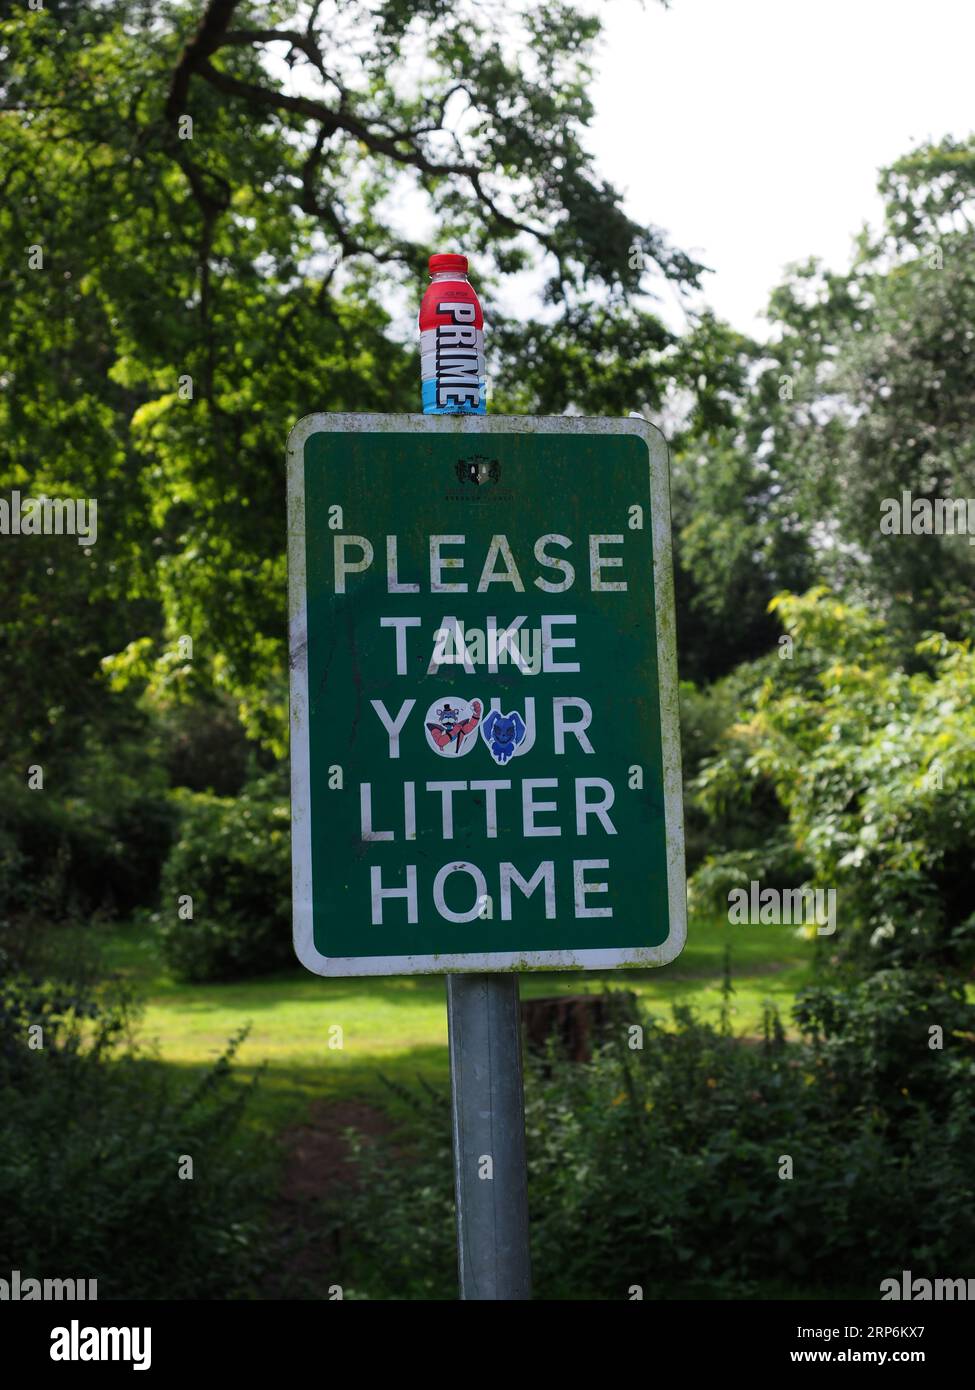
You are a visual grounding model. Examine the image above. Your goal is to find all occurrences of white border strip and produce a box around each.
[286,413,686,976]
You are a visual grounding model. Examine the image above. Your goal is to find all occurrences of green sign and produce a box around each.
[287,414,685,975]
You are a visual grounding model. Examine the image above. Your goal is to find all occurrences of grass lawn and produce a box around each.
[90,914,828,1135]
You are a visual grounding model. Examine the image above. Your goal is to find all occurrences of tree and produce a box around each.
[693,588,975,971]
[665,313,816,683]
[755,137,975,653]
[0,0,705,759]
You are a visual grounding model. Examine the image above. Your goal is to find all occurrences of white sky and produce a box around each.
[588,0,975,337]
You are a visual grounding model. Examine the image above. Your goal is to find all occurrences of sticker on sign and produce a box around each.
[287,413,685,976]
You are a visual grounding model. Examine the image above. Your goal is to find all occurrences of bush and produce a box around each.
[0,740,175,924]
[691,589,975,969]
[337,1078,457,1301]
[0,957,271,1298]
[156,695,253,797]
[680,676,800,883]
[793,968,973,1115]
[159,774,292,981]
[331,973,975,1299]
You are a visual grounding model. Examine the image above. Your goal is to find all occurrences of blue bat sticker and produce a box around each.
[481,708,527,765]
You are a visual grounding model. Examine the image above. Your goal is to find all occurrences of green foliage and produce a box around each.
[680,676,798,879]
[338,1077,457,1301]
[692,589,975,968]
[688,841,813,924]
[154,693,255,797]
[794,969,972,1116]
[666,314,816,682]
[159,774,291,982]
[671,435,816,682]
[756,136,975,652]
[0,739,175,924]
[0,0,702,759]
[666,135,975,682]
[0,956,270,1299]
[331,979,975,1299]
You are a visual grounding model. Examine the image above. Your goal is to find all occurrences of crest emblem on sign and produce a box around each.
[481,709,528,765]
[455,455,500,486]
[424,696,483,756]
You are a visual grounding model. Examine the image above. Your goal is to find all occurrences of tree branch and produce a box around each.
[195,60,479,178]
[297,125,412,266]
[165,0,241,123]
[160,0,558,275]
[222,29,324,68]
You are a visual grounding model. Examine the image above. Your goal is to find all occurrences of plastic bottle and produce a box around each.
[419,253,485,414]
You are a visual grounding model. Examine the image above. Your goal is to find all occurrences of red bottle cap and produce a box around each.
[429,253,469,275]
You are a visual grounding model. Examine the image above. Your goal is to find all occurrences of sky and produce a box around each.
[588,0,975,337]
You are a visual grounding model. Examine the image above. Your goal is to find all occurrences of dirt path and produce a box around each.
[261,1099,393,1298]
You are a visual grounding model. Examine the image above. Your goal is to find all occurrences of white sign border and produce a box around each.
[287,413,686,976]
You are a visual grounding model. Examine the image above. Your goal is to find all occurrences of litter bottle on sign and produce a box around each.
[419,253,486,414]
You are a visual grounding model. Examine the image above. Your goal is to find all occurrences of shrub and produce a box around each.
[691,589,975,969]
[159,775,292,981]
[0,740,174,924]
[337,1078,457,1301]
[793,968,973,1115]
[330,974,975,1300]
[680,676,797,879]
[0,960,271,1298]
[156,696,253,797]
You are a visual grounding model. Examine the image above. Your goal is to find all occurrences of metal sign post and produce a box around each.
[286,411,685,1299]
[447,973,531,1299]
